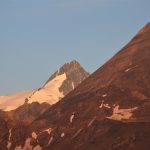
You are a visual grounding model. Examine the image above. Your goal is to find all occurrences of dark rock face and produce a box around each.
[45,60,90,95]
[0,117,9,150]
[1,23,150,150]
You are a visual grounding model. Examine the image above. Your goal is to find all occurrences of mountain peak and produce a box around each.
[46,60,89,82]
[70,59,80,66]
[44,60,89,95]
[60,60,82,71]
[70,59,78,63]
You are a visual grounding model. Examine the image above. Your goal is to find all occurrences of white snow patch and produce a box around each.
[72,81,75,89]
[7,142,11,149]
[99,100,104,108]
[61,132,65,138]
[125,68,131,72]
[7,129,12,149]
[107,105,138,121]
[43,128,52,135]
[28,73,67,105]
[48,137,53,145]
[32,132,37,139]
[99,101,111,109]
[70,112,75,123]
[88,117,96,127]
[8,129,12,140]
[102,94,107,98]
[33,145,42,150]
[125,65,138,72]
[104,104,111,109]
[72,128,83,139]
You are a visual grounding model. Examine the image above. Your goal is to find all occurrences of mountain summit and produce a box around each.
[45,60,89,96]
[27,60,89,105]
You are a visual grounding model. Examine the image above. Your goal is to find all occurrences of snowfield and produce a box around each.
[0,73,67,111]
[0,91,34,111]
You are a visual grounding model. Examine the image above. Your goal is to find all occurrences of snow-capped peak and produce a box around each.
[0,60,89,111]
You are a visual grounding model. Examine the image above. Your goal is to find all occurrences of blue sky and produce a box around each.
[0,0,150,94]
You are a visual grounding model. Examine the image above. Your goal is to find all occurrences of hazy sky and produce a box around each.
[0,0,150,94]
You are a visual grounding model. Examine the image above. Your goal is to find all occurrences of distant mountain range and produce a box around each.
[1,23,150,150]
